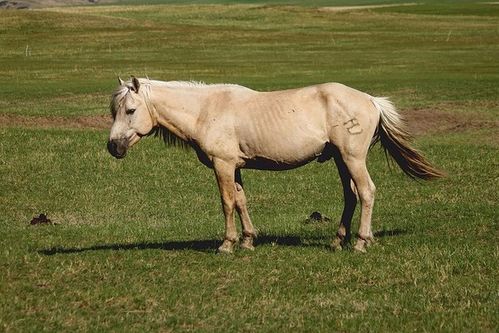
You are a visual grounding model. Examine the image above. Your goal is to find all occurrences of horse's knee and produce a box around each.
[358,182,375,206]
[220,195,236,211]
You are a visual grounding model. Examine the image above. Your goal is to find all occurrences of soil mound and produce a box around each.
[0,1,31,9]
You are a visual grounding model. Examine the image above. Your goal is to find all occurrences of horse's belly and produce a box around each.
[239,134,327,169]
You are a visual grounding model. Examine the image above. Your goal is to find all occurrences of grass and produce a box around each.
[0,2,498,332]
[2,3,499,115]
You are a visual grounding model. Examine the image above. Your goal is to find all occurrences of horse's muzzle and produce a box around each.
[107,139,127,159]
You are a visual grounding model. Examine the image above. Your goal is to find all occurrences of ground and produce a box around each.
[0,1,497,332]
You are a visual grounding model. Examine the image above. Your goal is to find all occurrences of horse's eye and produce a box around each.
[126,108,136,115]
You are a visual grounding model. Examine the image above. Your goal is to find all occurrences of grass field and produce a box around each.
[1,1,498,332]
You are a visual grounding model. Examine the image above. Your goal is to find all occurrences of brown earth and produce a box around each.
[0,1,30,9]
[401,108,498,136]
[0,0,105,9]
[1,108,496,136]
[0,113,112,130]
[318,3,418,13]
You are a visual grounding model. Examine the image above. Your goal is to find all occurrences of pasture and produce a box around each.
[0,1,498,332]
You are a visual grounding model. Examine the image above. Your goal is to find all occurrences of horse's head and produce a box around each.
[107,77,156,159]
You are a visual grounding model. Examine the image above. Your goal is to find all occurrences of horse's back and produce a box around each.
[197,82,380,168]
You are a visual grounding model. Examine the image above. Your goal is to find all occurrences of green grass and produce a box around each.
[2,3,498,115]
[0,2,498,332]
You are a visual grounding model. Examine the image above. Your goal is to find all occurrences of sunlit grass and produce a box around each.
[0,2,498,332]
[0,126,497,332]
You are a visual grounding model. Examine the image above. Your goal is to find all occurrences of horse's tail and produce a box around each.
[370,96,445,180]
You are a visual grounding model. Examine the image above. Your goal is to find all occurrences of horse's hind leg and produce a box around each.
[235,169,256,250]
[331,151,357,251]
[343,156,376,253]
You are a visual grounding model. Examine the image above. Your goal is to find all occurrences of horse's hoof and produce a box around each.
[366,238,376,247]
[240,237,255,251]
[353,239,368,253]
[217,240,236,254]
[217,246,234,254]
[330,238,343,251]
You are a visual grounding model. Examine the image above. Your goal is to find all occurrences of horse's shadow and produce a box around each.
[38,235,312,256]
[38,229,407,256]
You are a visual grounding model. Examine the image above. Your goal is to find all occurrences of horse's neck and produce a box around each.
[149,86,203,142]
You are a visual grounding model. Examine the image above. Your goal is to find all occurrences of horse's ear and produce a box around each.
[118,76,124,86]
[131,76,140,93]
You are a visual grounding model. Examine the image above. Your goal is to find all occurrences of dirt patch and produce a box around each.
[0,114,112,130]
[402,108,498,136]
[0,1,31,9]
[0,109,496,135]
[0,0,106,9]
[319,3,418,13]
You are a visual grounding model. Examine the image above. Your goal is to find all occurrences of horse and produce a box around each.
[107,77,443,253]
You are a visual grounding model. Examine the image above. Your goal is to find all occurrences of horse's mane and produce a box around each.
[148,125,191,149]
[145,79,246,90]
[109,85,128,120]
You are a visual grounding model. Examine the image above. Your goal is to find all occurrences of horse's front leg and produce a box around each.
[213,158,238,254]
[235,169,256,251]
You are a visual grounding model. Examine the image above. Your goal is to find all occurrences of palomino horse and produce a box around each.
[107,77,443,253]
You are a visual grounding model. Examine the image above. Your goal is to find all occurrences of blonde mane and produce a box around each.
[140,79,246,90]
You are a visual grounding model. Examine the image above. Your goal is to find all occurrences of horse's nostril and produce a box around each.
[107,140,117,155]
[107,139,127,159]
